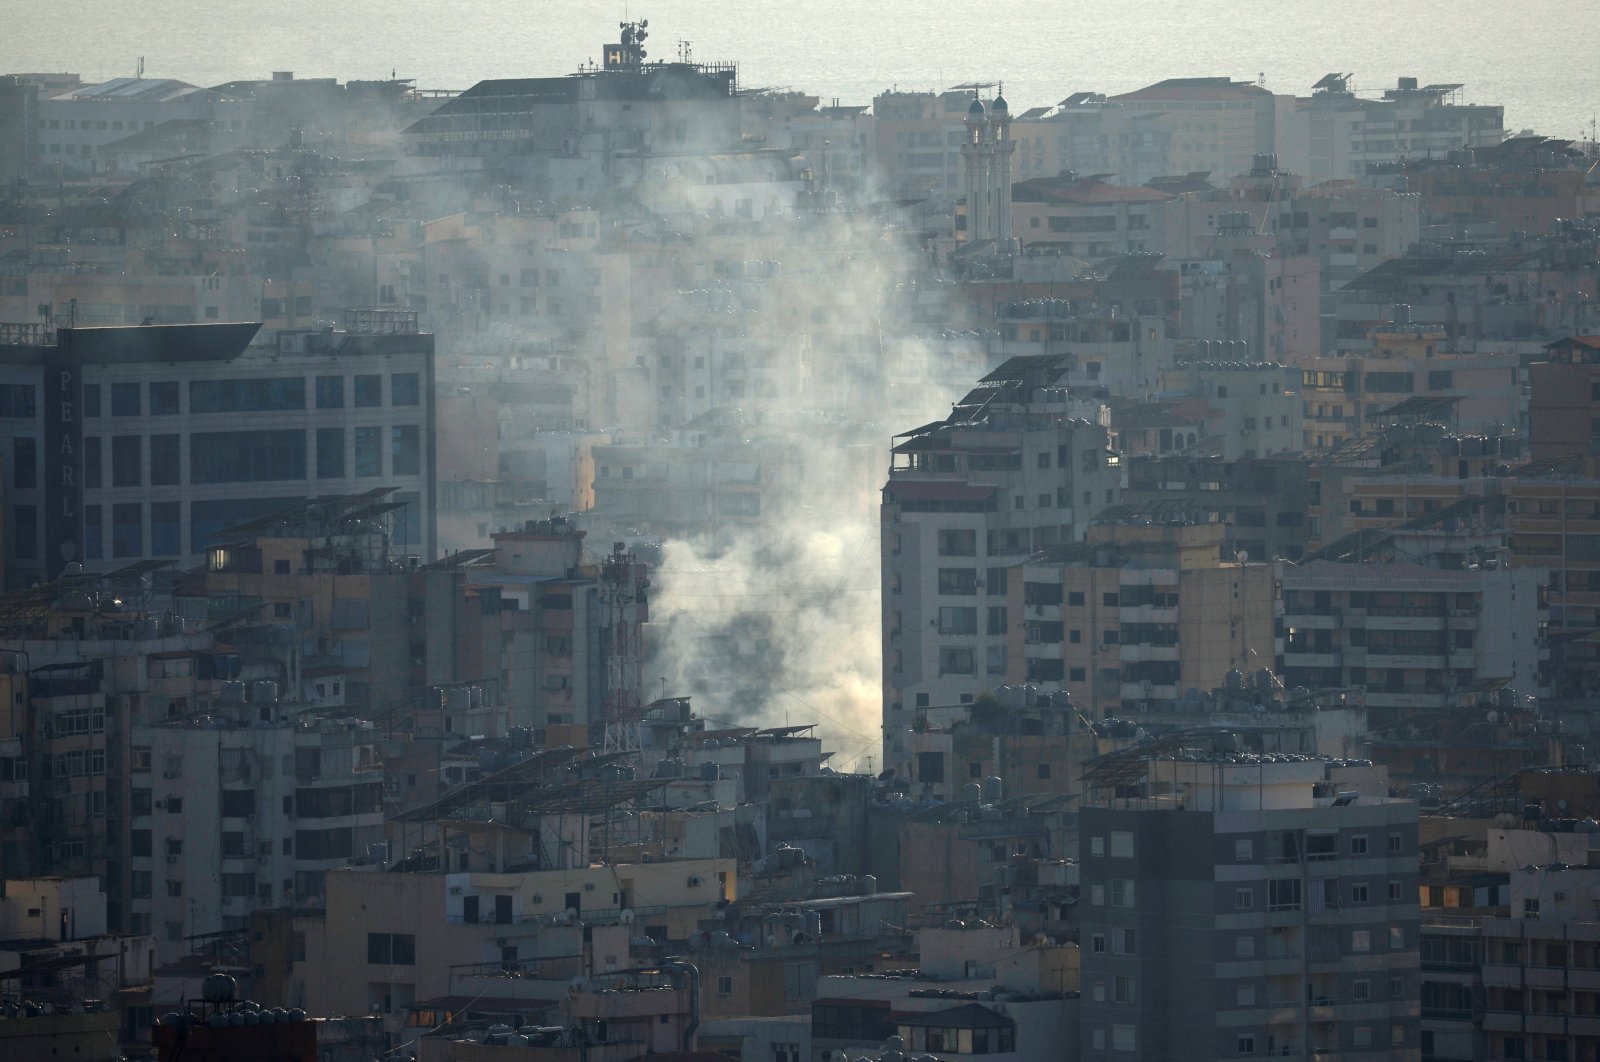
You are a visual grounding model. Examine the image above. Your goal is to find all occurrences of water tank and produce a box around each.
[963,782,983,803]
[1391,304,1412,326]
[219,681,246,705]
[700,761,720,782]
[446,686,471,713]
[863,874,878,894]
[250,680,278,704]
[201,974,237,1003]
[982,776,1003,803]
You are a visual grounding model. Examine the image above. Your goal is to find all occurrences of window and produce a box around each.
[151,502,180,556]
[937,568,978,595]
[1235,935,1255,958]
[367,932,417,965]
[1235,887,1254,911]
[1268,879,1301,911]
[1353,979,1370,1001]
[938,648,975,675]
[1353,1028,1372,1050]
[1350,834,1368,855]
[354,427,382,477]
[1112,927,1136,954]
[317,428,344,478]
[150,434,179,486]
[112,503,142,557]
[12,437,35,489]
[112,435,142,487]
[1388,881,1403,902]
[1237,1036,1255,1055]
[938,607,977,634]
[13,506,35,559]
[1236,984,1255,1007]
[1351,883,1369,903]
[391,426,420,476]
[84,436,101,488]
[391,373,420,406]
[716,975,733,995]
[938,528,977,556]
[1111,1026,1135,1052]
[190,378,305,413]
[315,376,344,409]
[1110,831,1134,858]
[110,382,141,416]
[150,381,179,415]
[1389,926,1404,949]
[190,431,305,483]
[1235,839,1254,861]
[1388,832,1404,853]
[167,880,182,897]
[1112,975,1135,1003]
[354,375,382,407]
[1109,879,1135,908]
[1352,930,1371,953]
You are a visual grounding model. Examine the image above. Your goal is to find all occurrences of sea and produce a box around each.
[3,0,1596,138]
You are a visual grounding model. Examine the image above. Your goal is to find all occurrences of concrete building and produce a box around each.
[34,76,243,176]
[1007,520,1280,717]
[1277,75,1504,183]
[1107,78,1277,181]
[1008,176,1171,259]
[1077,741,1421,1061]
[1281,560,1548,731]
[0,314,437,587]
[881,355,1122,771]
[1530,335,1600,470]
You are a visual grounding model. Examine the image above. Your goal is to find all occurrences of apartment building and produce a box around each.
[1007,176,1172,258]
[1530,335,1600,470]
[1153,360,1304,461]
[1107,78,1277,181]
[1300,328,1527,450]
[985,300,1177,397]
[129,713,385,962]
[1281,561,1548,730]
[1006,521,1278,717]
[0,314,437,588]
[1078,746,1421,1062]
[881,355,1122,772]
[34,76,243,176]
[1277,76,1504,183]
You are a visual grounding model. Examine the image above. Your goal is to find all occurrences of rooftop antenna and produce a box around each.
[137,56,144,78]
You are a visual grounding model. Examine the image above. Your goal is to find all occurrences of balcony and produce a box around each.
[1482,964,1522,988]
[1525,965,1568,989]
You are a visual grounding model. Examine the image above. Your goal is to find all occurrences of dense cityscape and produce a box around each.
[0,14,1598,1062]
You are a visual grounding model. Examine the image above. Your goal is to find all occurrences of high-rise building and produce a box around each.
[881,355,1121,772]
[0,313,436,587]
[1078,741,1421,1061]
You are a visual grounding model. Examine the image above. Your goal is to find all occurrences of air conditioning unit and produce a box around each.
[687,876,703,888]
[449,885,463,896]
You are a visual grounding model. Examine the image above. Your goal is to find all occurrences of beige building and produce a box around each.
[293,857,736,1039]
[1007,521,1280,716]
